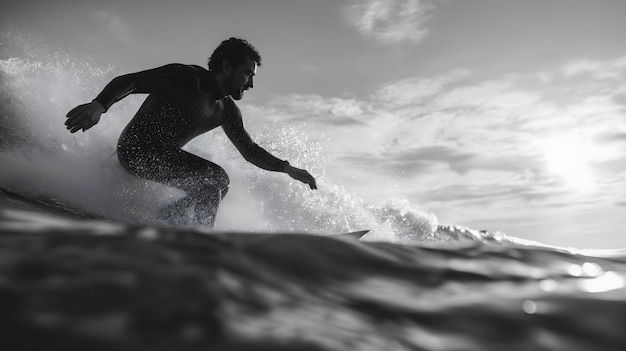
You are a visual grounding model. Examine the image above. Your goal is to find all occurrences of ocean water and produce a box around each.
[2,190,626,350]
[2,29,626,350]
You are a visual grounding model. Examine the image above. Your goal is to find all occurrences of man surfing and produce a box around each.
[65,37,317,227]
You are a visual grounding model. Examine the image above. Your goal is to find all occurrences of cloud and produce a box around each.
[595,132,626,144]
[432,79,542,112]
[270,94,366,122]
[341,151,435,175]
[612,85,626,106]
[594,157,626,177]
[373,68,469,106]
[340,144,543,180]
[562,56,626,80]
[422,183,558,205]
[344,0,433,44]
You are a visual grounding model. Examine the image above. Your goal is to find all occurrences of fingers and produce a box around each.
[300,170,317,189]
[66,104,85,117]
[69,119,95,133]
[66,103,87,121]
[69,123,84,133]
[66,114,85,133]
[65,112,83,131]
[65,104,89,126]
[308,174,317,190]
[66,115,92,133]
[294,169,317,190]
[65,103,100,133]
[66,118,81,132]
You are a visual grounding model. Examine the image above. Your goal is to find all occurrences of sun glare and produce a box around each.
[538,134,596,192]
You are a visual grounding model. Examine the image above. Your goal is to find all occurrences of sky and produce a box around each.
[3,0,626,249]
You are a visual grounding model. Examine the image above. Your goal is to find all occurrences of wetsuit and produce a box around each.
[92,64,289,227]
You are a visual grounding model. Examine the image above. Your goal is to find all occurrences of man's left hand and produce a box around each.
[285,165,317,190]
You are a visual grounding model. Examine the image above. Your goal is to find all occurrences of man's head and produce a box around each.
[209,37,261,100]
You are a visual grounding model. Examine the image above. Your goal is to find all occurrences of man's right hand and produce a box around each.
[65,101,105,133]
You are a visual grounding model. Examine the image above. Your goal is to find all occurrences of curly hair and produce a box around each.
[208,37,262,72]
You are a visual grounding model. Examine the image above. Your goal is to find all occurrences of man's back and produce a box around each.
[114,64,228,151]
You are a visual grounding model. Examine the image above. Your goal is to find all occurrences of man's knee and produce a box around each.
[214,167,230,193]
[202,166,229,198]
[220,174,230,199]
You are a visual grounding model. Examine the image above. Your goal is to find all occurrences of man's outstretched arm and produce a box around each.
[222,99,317,190]
[65,64,194,133]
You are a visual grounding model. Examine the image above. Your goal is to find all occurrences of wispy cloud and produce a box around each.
[562,56,626,80]
[432,79,542,112]
[271,94,366,121]
[343,0,433,44]
[596,132,626,144]
[341,146,475,175]
[373,68,469,106]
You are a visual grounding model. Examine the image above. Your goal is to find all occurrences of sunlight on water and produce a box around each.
[539,279,558,292]
[566,262,603,277]
[522,300,538,314]
[577,271,625,293]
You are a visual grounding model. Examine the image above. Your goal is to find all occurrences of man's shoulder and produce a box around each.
[188,64,209,74]
[157,63,206,78]
[151,64,209,90]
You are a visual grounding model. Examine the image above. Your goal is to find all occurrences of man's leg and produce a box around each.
[118,149,230,228]
[159,151,230,228]
[156,196,195,226]
[169,163,230,227]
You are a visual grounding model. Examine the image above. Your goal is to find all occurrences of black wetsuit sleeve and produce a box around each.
[222,99,289,172]
[93,64,192,112]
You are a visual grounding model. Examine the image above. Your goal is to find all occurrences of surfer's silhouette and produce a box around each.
[65,37,317,227]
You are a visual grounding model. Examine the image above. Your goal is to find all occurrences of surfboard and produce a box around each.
[1,189,371,240]
[332,230,369,240]
[0,188,102,220]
